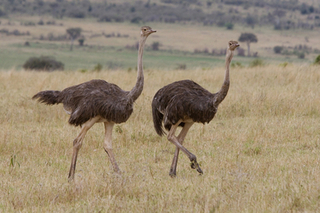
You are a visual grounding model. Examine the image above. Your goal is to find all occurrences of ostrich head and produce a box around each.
[140,26,156,37]
[228,40,240,51]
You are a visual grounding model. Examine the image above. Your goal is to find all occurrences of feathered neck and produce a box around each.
[128,35,148,101]
[213,48,233,106]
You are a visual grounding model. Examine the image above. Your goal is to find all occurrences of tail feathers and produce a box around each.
[152,103,165,137]
[32,90,61,105]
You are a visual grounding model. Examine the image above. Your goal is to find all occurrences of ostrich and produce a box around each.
[152,41,239,177]
[33,26,156,181]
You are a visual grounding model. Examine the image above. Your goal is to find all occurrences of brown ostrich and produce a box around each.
[33,26,156,181]
[152,41,239,177]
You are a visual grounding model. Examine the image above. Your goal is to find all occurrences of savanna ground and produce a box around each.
[0,12,320,212]
[0,64,320,212]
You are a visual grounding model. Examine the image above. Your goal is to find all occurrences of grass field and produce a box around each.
[0,63,320,212]
[0,17,319,71]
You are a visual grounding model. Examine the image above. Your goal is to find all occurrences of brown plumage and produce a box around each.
[33,80,133,126]
[152,41,240,177]
[33,26,156,181]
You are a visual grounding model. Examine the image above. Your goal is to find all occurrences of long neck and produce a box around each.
[128,35,147,101]
[214,49,233,106]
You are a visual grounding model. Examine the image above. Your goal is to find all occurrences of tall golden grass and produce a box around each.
[0,64,319,212]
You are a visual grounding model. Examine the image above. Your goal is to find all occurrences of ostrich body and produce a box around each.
[33,26,156,181]
[152,41,239,177]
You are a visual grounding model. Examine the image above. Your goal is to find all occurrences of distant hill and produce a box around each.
[0,0,319,30]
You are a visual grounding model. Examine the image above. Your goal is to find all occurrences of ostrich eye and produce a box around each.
[144,29,147,31]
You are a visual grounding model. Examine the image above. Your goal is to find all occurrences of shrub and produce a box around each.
[249,58,265,67]
[67,8,86,18]
[176,63,186,70]
[131,17,142,24]
[0,9,6,17]
[279,62,289,68]
[297,52,305,59]
[38,20,44,25]
[151,42,160,51]
[23,56,64,71]
[93,63,102,72]
[225,23,234,30]
[231,62,244,68]
[273,46,283,54]
[314,55,320,65]
[78,37,85,46]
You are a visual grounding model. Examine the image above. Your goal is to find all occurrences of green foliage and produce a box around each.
[67,8,86,18]
[79,69,88,73]
[225,23,234,30]
[279,62,289,68]
[78,37,85,46]
[238,33,258,43]
[175,63,187,70]
[273,46,283,54]
[66,28,82,40]
[23,56,64,71]
[245,14,256,28]
[131,17,142,24]
[249,58,265,67]
[151,42,160,51]
[0,9,6,17]
[10,154,20,168]
[93,63,103,72]
[231,61,244,68]
[300,3,314,15]
[0,0,318,30]
[314,55,320,65]
[297,52,305,59]
[66,28,82,51]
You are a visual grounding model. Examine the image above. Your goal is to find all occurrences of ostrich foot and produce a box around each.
[190,160,203,175]
[169,170,176,178]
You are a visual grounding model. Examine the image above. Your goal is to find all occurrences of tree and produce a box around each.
[151,42,160,51]
[66,27,82,51]
[238,33,258,57]
[245,14,256,29]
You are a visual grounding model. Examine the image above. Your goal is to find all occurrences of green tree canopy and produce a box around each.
[238,33,258,56]
[66,27,82,51]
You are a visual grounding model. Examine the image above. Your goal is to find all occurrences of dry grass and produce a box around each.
[0,64,320,212]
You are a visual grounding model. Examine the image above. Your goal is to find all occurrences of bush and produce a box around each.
[297,52,305,59]
[67,8,86,18]
[151,42,160,51]
[279,62,289,68]
[175,63,186,70]
[225,23,234,30]
[231,62,244,68]
[131,17,142,24]
[249,58,265,67]
[273,46,283,54]
[23,56,64,71]
[93,63,102,72]
[314,55,320,65]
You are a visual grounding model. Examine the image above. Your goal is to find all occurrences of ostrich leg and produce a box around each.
[167,121,203,175]
[169,122,194,177]
[68,117,99,181]
[103,122,121,173]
